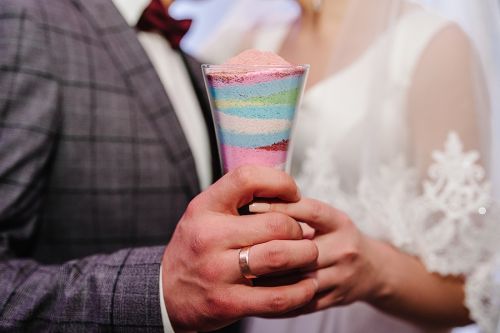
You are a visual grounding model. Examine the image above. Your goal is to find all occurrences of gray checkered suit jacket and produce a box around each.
[0,0,213,331]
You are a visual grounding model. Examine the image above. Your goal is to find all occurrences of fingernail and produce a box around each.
[248,202,271,213]
[296,186,302,199]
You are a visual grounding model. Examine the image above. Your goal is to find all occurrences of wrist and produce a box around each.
[363,237,398,304]
[161,248,200,333]
[161,249,182,332]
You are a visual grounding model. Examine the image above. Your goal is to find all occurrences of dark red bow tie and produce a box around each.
[136,0,192,50]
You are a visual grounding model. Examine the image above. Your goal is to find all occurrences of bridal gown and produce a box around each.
[231,7,498,333]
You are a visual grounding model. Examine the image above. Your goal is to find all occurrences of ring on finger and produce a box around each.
[239,246,258,280]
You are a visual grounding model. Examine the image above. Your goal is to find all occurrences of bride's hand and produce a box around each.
[250,198,393,312]
[251,198,470,325]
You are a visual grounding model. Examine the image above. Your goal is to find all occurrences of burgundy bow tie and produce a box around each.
[136,0,192,50]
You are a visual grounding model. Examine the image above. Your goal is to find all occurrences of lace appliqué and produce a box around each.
[417,132,494,275]
[465,258,500,333]
[297,131,498,331]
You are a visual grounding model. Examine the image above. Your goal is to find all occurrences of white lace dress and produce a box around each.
[242,8,499,333]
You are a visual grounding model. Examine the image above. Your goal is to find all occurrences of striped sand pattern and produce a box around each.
[215,112,291,135]
[205,66,307,173]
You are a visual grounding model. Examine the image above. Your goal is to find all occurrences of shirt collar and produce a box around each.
[112,0,151,27]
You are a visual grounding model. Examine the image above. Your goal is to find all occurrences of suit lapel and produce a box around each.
[180,52,222,181]
[73,0,200,197]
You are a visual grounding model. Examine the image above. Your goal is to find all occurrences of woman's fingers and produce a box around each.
[250,198,347,233]
[260,265,341,294]
[273,266,348,318]
[275,288,345,318]
[309,265,343,293]
[312,231,356,270]
[247,198,352,271]
[300,222,316,239]
[222,212,305,249]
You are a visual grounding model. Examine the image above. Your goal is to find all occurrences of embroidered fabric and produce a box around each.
[297,132,499,331]
[465,258,500,333]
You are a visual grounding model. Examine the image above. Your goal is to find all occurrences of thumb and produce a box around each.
[204,165,301,213]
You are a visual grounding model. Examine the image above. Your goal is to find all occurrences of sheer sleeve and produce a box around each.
[406,23,499,331]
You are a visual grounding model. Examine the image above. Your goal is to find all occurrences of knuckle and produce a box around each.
[265,213,299,239]
[265,242,289,270]
[189,233,207,255]
[338,211,352,226]
[305,241,319,261]
[308,199,327,223]
[268,292,290,313]
[183,200,198,221]
[276,171,294,188]
[205,291,235,321]
[231,166,255,189]
[304,281,317,300]
[182,212,220,256]
[189,229,218,255]
[265,213,287,235]
[342,246,360,263]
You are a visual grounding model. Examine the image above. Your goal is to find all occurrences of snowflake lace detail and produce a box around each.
[416,132,494,275]
[296,131,498,328]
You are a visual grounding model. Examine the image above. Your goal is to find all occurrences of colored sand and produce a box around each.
[203,49,308,173]
[225,49,291,66]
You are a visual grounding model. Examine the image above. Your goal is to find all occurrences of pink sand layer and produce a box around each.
[207,69,304,88]
[225,49,291,66]
[221,144,287,172]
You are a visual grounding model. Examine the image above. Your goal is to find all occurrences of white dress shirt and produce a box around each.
[112,1,212,332]
[112,0,212,191]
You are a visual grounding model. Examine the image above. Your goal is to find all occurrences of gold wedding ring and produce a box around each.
[239,246,257,280]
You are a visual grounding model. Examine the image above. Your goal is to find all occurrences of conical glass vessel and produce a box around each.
[202,64,309,174]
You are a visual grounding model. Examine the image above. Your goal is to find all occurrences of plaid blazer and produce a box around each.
[0,0,216,331]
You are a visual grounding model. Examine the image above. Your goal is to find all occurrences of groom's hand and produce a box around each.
[162,166,319,332]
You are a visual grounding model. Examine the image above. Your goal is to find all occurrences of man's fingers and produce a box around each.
[253,273,308,287]
[311,233,344,270]
[274,289,343,318]
[205,166,300,212]
[223,212,304,248]
[234,278,318,317]
[244,239,318,277]
[218,239,318,282]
